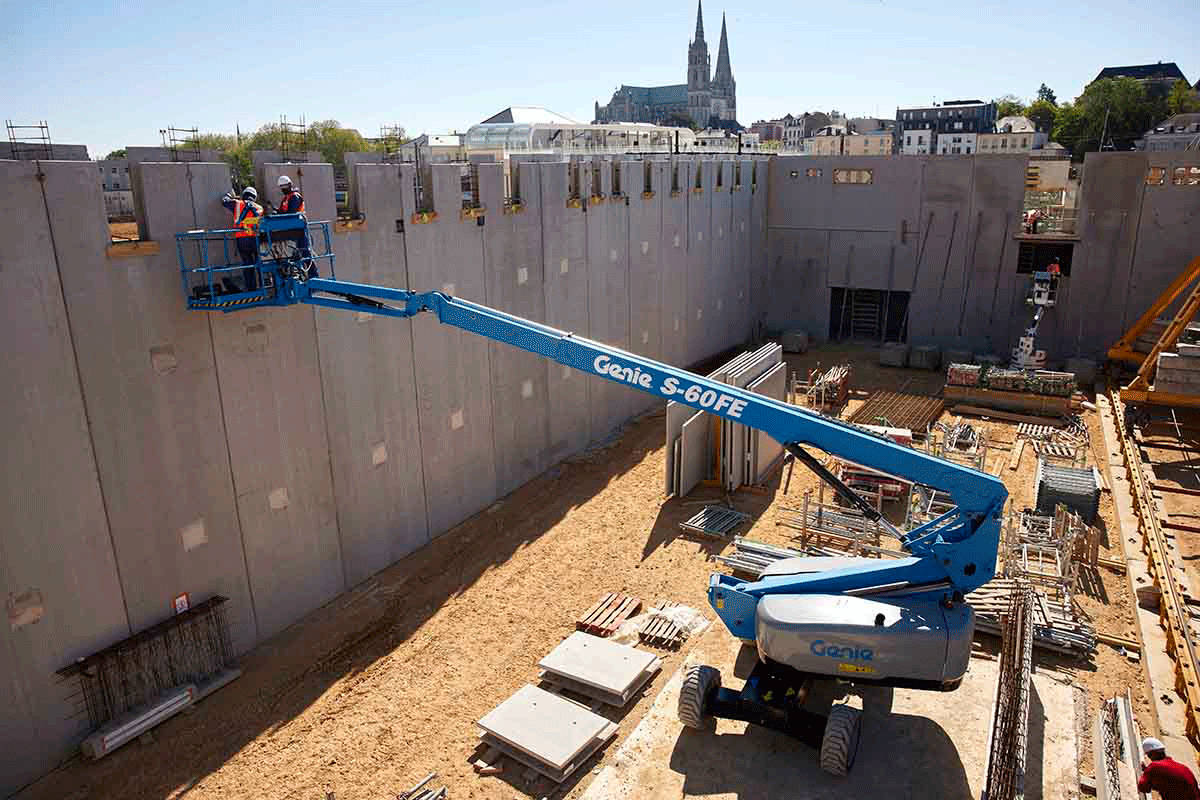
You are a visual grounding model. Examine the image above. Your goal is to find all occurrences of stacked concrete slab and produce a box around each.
[1157,350,1200,396]
[0,153,766,795]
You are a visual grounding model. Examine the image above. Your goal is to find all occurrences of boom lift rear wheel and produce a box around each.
[677,664,721,729]
[819,703,862,776]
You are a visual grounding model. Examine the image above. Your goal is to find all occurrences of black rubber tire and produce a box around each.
[677,665,721,729]
[819,704,862,776]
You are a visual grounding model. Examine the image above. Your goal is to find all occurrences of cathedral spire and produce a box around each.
[693,0,705,41]
[714,13,732,83]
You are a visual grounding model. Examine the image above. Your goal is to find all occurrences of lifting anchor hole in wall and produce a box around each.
[181,520,207,552]
[521,379,533,399]
[268,487,290,511]
[371,442,388,467]
[150,345,177,376]
[245,323,268,353]
[7,589,44,630]
[560,257,569,274]
[450,409,464,430]
[517,267,528,285]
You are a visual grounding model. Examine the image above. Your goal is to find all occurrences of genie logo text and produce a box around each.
[810,640,874,661]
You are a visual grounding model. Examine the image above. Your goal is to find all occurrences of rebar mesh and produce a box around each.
[60,596,232,728]
[982,583,1035,800]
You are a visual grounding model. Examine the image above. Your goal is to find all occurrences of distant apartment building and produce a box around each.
[1094,62,1190,95]
[749,119,784,141]
[976,115,1048,154]
[782,112,831,151]
[847,117,895,134]
[1138,113,1200,151]
[897,100,996,141]
[937,133,977,155]
[843,132,893,155]
[900,128,933,154]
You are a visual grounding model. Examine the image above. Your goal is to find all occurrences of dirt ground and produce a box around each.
[20,344,1162,799]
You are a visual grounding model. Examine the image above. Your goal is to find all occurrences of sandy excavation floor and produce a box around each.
[22,344,1160,800]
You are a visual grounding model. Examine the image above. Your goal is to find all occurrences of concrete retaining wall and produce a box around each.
[766,152,1200,364]
[6,148,1196,794]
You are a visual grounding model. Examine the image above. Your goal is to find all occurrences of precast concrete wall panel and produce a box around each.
[53,161,257,653]
[711,160,735,354]
[909,157,975,346]
[731,159,754,341]
[660,161,690,369]
[1068,153,1149,360]
[958,157,1027,357]
[586,159,634,440]
[749,158,770,339]
[210,162,342,641]
[766,228,829,337]
[0,161,129,798]
[540,161,591,459]
[480,162,551,495]
[686,161,714,363]
[628,160,663,414]
[318,163,429,588]
[404,163,498,535]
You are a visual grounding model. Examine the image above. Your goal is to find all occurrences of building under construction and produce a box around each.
[2,147,1199,799]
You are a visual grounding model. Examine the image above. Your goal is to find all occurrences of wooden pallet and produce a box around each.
[576,593,641,637]
[639,601,686,649]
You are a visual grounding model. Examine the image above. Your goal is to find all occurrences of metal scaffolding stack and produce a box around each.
[1035,459,1101,522]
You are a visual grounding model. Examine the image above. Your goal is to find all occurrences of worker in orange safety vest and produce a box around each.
[221,186,263,290]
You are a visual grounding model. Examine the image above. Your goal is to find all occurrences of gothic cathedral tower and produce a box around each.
[686,0,712,128]
[710,14,736,122]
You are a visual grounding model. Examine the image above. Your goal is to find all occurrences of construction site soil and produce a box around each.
[21,344,1168,800]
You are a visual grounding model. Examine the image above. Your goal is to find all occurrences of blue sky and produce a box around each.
[3,0,1197,157]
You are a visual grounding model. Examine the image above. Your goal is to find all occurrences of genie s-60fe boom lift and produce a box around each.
[177,213,1007,776]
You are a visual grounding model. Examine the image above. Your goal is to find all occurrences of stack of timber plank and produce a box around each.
[664,344,786,497]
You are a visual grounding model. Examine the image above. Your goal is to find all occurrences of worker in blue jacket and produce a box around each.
[275,175,304,214]
[272,175,315,278]
[221,187,263,290]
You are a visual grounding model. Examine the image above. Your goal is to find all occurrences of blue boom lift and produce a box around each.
[178,214,1007,775]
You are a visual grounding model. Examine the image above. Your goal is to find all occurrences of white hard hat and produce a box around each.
[278,175,293,188]
[241,186,258,201]
[1143,737,1166,755]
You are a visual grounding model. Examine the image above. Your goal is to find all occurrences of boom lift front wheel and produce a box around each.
[677,664,720,729]
[819,703,862,776]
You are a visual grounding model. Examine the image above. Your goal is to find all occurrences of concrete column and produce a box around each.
[540,161,591,459]
[318,162,429,587]
[50,160,256,652]
[0,160,129,797]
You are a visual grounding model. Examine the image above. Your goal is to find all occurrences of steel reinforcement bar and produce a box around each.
[1110,387,1200,745]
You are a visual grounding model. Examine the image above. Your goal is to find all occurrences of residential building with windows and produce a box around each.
[782,112,831,151]
[896,100,997,143]
[937,133,977,155]
[1094,62,1190,96]
[977,116,1049,153]
[900,129,933,154]
[843,132,893,155]
[1137,113,1200,151]
[749,118,785,141]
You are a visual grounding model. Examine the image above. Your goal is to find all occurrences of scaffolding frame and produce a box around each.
[6,120,54,160]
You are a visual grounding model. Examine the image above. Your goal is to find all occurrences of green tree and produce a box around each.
[1036,84,1057,105]
[994,94,1026,118]
[1026,99,1058,132]
[307,119,371,167]
[1167,79,1200,115]
[104,148,127,159]
[1056,77,1154,159]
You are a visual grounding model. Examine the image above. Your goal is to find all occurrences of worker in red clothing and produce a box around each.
[220,186,263,291]
[1139,737,1200,800]
[275,175,304,214]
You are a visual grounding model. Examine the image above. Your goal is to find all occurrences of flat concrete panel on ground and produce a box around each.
[404,163,498,535]
[540,162,591,459]
[480,162,552,495]
[319,163,429,587]
[0,161,130,798]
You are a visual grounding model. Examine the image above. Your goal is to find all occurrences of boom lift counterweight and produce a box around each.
[177,216,1007,775]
